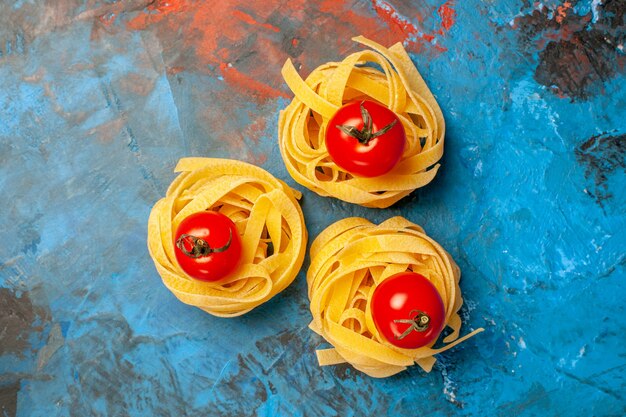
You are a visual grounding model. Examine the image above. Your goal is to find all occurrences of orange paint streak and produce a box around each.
[154,0,188,13]
[124,0,458,101]
[232,10,280,32]
[370,0,419,38]
[555,1,572,24]
[219,63,289,99]
[438,1,456,32]
[369,0,457,52]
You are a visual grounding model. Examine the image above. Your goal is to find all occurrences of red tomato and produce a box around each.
[174,211,242,282]
[325,100,406,177]
[371,272,445,349]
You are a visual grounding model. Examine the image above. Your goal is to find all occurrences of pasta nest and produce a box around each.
[308,217,483,378]
[279,36,445,208]
[147,158,307,317]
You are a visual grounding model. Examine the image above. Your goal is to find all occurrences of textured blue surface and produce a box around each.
[1,0,625,416]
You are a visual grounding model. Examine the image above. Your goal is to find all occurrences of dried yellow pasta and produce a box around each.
[147,158,307,317]
[279,36,445,208]
[308,216,483,378]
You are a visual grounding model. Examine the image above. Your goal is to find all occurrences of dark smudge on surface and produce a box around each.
[535,30,622,100]
[575,132,626,206]
[0,381,20,417]
[513,0,626,100]
[0,288,49,357]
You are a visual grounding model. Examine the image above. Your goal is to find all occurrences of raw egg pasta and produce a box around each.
[147,158,307,317]
[308,217,483,378]
[279,36,445,208]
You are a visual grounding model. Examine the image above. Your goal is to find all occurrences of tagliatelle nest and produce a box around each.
[147,158,307,317]
[279,36,445,208]
[307,217,483,378]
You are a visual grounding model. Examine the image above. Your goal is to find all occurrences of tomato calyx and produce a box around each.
[335,101,397,145]
[393,309,431,340]
[326,100,405,177]
[371,272,445,348]
[175,228,233,258]
[174,211,242,282]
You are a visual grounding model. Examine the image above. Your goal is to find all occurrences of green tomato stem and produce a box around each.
[393,310,430,340]
[176,229,233,258]
[335,102,397,145]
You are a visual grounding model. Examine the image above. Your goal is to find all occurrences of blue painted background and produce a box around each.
[1,0,624,416]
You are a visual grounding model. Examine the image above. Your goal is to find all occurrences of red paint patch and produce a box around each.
[219,62,289,99]
[233,10,280,32]
[438,1,456,33]
[370,0,457,51]
[124,0,457,102]
[555,1,572,24]
[154,0,188,13]
[370,0,419,39]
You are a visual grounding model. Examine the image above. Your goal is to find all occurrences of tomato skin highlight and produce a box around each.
[325,100,406,178]
[371,272,445,349]
[174,211,242,282]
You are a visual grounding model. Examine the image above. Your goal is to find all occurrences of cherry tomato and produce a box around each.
[174,211,242,282]
[325,100,406,177]
[371,272,445,349]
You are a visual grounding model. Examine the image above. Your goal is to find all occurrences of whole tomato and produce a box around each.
[174,211,242,282]
[325,100,406,177]
[371,272,445,349]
